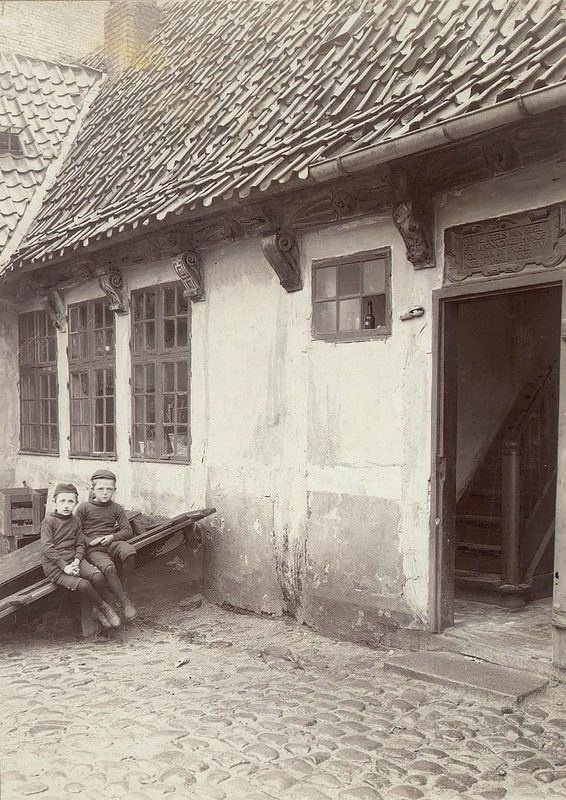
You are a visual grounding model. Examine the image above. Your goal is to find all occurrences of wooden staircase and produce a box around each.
[455,360,558,607]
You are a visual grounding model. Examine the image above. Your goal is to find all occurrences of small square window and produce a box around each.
[312,250,391,340]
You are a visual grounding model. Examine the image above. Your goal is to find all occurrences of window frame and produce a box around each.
[18,310,59,455]
[130,281,191,463]
[0,128,24,156]
[68,298,116,459]
[311,248,392,341]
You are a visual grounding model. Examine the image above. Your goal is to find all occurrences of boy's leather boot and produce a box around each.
[101,601,122,628]
[122,597,138,622]
[92,605,111,629]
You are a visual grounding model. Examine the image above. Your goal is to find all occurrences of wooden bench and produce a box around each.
[0,507,216,635]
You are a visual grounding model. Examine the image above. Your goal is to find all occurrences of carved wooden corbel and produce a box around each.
[172,250,204,301]
[98,266,128,314]
[41,289,67,331]
[261,229,301,292]
[391,168,435,270]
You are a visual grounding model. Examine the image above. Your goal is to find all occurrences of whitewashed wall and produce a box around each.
[5,153,566,644]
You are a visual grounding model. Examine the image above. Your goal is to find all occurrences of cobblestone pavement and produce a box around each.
[0,599,565,800]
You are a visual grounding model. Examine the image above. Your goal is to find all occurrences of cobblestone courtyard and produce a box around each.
[1,600,565,800]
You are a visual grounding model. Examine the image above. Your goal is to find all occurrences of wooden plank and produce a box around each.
[0,540,43,592]
[131,508,216,552]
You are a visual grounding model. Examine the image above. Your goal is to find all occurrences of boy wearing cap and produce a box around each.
[76,469,138,622]
[40,482,122,630]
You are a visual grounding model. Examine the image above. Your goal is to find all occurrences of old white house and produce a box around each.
[2,0,566,666]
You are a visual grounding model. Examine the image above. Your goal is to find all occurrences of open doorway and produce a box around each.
[435,280,561,641]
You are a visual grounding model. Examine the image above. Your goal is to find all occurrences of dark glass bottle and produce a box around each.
[363,300,375,329]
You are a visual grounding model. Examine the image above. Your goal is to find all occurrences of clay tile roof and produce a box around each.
[0,52,102,260]
[10,0,566,269]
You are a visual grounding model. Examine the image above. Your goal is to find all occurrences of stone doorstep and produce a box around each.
[384,650,548,703]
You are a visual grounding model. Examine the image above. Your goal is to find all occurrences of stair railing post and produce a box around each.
[501,438,521,587]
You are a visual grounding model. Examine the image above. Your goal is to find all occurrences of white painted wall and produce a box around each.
[7,153,566,641]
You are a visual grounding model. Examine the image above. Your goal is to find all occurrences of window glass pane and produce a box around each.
[338,298,361,331]
[163,394,175,423]
[37,338,47,363]
[163,286,176,317]
[177,290,188,315]
[94,426,104,452]
[133,364,144,392]
[146,321,156,350]
[106,426,115,453]
[164,362,175,392]
[363,259,386,294]
[94,330,106,357]
[147,364,155,392]
[105,370,114,395]
[337,263,361,297]
[95,397,104,423]
[314,302,337,334]
[95,370,105,395]
[93,303,102,328]
[177,360,188,388]
[133,425,144,453]
[164,319,175,349]
[134,293,145,321]
[177,397,188,424]
[314,267,336,300]
[19,315,35,365]
[368,293,387,327]
[177,318,187,348]
[134,396,145,424]
[133,324,144,353]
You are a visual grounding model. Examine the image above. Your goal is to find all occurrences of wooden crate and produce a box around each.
[0,488,47,553]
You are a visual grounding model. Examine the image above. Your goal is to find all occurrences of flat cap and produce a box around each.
[53,482,78,497]
[91,469,117,482]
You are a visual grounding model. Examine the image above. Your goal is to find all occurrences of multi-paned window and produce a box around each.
[312,249,391,340]
[18,310,58,453]
[68,300,115,457]
[131,282,190,461]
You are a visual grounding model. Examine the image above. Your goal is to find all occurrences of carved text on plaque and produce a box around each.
[445,204,566,282]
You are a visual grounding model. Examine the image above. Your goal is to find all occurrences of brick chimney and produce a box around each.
[104,0,161,75]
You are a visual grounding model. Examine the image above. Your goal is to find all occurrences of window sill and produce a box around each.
[18,450,60,457]
[129,457,190,465]
[68,454,118,461]
[313,329,391,343]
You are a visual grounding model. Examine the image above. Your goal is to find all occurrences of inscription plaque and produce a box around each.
[445,204,566,283]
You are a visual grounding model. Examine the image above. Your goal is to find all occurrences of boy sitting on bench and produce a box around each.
[76,469,138,622]
[40,482,122,630]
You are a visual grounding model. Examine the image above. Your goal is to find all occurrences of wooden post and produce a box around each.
[552,286,566,669]
[79,601,98,638]
[501,438,522,587]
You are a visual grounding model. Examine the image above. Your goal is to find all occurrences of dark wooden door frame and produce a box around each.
[430,270,564,633]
